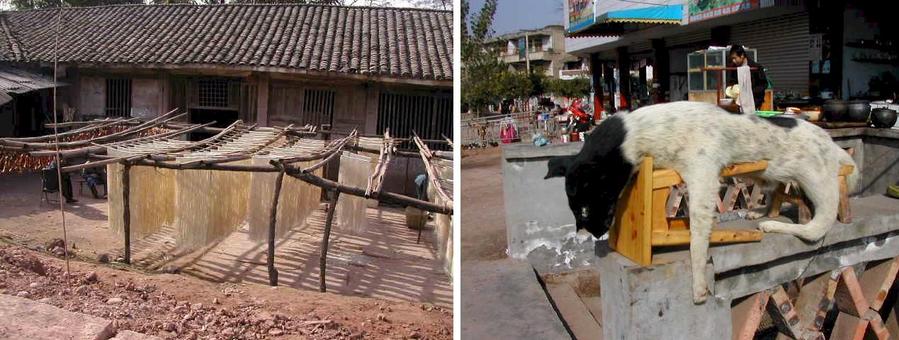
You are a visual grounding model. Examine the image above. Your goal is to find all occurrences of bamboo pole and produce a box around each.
[122,163,132,265]
[267,170,285,286]
[320,190,340,293]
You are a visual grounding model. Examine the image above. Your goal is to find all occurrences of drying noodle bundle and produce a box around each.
[429,158,454,275]
[106,152,176,238]
[174,160,251,248]
[246,157,322,242]
[335,152,374,235]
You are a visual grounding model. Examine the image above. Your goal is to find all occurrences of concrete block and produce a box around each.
[461,259,570,339]
[597,246,731,340]
[503,142,599,273]
[0,294,115,340]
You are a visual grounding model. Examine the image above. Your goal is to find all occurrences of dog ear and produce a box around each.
[545,156,574,179]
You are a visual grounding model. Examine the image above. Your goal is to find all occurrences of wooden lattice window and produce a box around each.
[197,79,229,108]
[105,78,132,117]
[302,89,335,128]
[376,91,452,151]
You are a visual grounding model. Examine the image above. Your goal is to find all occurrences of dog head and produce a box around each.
[544,116,633,237]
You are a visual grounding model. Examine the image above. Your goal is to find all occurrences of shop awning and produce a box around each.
[598,4,682,24]
[568,4,683,38]
[0,66,65,106]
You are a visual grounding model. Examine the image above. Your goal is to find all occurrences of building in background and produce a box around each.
[0,4,453,195]
[488,25,587,79]
[564,0,898,114]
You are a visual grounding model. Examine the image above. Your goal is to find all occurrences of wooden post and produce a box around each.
[122,163,131,265]
[267,170,285,286]
[320,190,340,293]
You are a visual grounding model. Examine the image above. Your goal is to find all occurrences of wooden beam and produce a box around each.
[122,163,132,265]
[650,229,763,246]
[319,190,340,293]
[267,170,285,286]
[652,160,768,189]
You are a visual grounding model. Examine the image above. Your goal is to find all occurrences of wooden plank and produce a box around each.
[835,267,871,317]
[884,301,899,339]
[768,183,788,218]
[544,283,604,340]
[319,190,340,292]
[122,164,131,265]
[267,170,285,286]
[859,258,899,311]
[839,175,852,223]
[720,160,768,177]
[831,313,869,340]
[651,230,762,246]
[652,169,682,189]
[731,291,769,340]
[839,164,854,176]
[652,187,670,232]
[610,157,653,265]
[867,310,890,340]
[668,217,689,231]
[779,271,839,339]
[767,286,803,339]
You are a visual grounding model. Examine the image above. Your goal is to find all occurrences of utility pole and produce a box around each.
[525,33,530,74]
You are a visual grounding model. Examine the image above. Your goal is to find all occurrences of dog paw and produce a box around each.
[758,220,779,232]
[744,210,766,220]
[693,287,709,304]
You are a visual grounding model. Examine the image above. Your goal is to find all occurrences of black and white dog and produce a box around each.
[545,101,859,303]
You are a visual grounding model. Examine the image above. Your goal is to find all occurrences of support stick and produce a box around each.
[122,163,131,264]
[267,170,285,286]
[320,190,340,293]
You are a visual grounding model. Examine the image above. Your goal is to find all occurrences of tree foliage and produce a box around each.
[461,0,504,113]
[545,77,591,99]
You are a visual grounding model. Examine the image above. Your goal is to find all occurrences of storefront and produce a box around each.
[566,0,898,114]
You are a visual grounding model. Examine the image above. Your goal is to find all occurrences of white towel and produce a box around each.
[736,60,756,114]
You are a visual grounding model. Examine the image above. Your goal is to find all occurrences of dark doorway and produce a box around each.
[189,108,238,141]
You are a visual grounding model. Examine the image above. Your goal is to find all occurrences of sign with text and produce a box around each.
[568,0,596,33]
[688,0,759,23]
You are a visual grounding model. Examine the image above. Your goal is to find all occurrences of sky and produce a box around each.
[469,0,563,36]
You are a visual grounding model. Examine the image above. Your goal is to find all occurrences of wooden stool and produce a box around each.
[767,164,855,224]
[608,156,766,266]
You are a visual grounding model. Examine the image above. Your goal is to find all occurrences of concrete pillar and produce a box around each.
[616,46,631,111]
[590,53,604,121]
[256,75,270,127]
[652,39,669,103]
[597,245,732,340]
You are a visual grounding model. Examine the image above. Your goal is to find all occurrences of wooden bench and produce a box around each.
[608,156,853,266]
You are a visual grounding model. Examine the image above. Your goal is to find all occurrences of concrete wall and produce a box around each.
[502,141,598,274]
[131,78,161,119]
[78,76,105,117]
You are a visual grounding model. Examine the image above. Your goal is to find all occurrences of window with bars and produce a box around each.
[105,78,132,117]
[376,92,452,151]
[302,89,335,128]
[197,79,230,108]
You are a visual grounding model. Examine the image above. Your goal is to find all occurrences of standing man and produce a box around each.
[726,45,768,112]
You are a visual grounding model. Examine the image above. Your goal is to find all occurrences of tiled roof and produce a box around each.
[0,4,453,81]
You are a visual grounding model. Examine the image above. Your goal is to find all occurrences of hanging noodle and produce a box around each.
[429,158,454,276]
[246,157,322,242]
[107,151,176,238]
[335,152,373,235]
[173,160,251,249]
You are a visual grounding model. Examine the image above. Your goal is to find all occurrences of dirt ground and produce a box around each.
[460,147,508,261]
[0,244,450,339]
[0,172,451,339]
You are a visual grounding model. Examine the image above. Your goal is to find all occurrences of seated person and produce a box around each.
[45,160,77,204]
[81,165,107,199]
